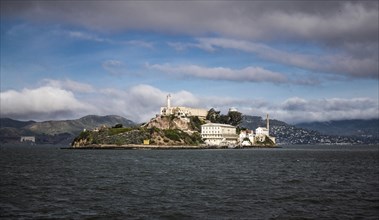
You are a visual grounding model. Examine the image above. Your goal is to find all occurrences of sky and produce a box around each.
[1,0,378,124]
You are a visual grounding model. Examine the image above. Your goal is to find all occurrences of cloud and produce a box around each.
[169,38,378,79]
[147,63,288,84]
[276,97,379,123]
[67,31,108,42]
[65,30,154,48]
[0,86,95,121]
[43,79,95,93]
[92,85,379,124]
[201,96,379,124]
[96,85,203,122]
[126,40,154,49]
[102,60,127,76]
[2,1,377,45]
[1,80,377,123]
[167,41,214,52]
[3,1,377,79]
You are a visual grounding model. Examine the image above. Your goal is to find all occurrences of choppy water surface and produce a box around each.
[1,145,378,219]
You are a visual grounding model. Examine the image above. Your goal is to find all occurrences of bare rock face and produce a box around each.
[146,116,192,131]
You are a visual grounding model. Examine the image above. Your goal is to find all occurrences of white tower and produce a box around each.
[167,94,171,108]
[266,113,270,135]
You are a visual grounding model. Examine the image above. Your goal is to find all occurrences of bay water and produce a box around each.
[1,145,378,219]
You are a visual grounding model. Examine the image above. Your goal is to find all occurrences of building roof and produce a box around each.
[201,123,236,128]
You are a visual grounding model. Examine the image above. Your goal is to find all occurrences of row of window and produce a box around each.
[202,134,223,138]
[202,127,220,130]
[202,130,221,134]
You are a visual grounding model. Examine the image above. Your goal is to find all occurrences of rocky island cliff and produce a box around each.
[71,115,205,148]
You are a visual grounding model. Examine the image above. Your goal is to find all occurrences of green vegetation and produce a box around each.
[161,129,201,145]
[228,111,242,126]
[206,108,242,126]
[108,127,133,135]
[164,129,182,142]
[113,123,123,128]
[189,116,203,131]
[72,130,92,144]
[206,108,221,123]
[72,125,203,147]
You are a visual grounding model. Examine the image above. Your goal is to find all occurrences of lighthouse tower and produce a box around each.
[266,113,270,135]
[167,94,171,108]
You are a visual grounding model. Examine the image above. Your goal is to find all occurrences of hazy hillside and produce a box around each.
[0,118,36,129]
[241,115,378,145]
[296,119,379,138]
[0,115,135,144]
[25,115,135,135]
[241,115,287,130]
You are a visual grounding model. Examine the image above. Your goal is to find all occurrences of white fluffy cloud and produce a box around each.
[0,86,95,120]
[2,80,378,123]
[96,85,204,122]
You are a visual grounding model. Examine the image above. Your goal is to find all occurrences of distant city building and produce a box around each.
[201,123,238,146]
[160,94,208,118]
[20,136,36,143]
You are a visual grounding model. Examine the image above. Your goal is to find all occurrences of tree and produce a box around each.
[206,108,221,123]
[219,115,230,124]
[207,108,243,126]
[228,111,242,126]
[190,116,202,131]
[113,124,123,128]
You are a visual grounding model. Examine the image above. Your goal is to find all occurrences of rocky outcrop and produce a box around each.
[145,115,193,131]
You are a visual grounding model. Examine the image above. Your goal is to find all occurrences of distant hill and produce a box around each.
[241,115,378,145]
[25,115,135,135]
[2,115,378,145]
[241,115,287,130]
[0,115,135,144]
[296,119,379,138]
[0,118,36,129]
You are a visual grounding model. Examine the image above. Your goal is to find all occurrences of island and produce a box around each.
[71,94,277,149]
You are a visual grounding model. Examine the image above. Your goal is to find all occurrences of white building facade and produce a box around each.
[255,127,269,136]
[201,123,238,146]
